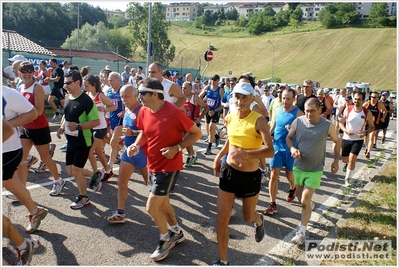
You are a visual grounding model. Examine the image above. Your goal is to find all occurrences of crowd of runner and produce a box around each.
[2,56,395,265]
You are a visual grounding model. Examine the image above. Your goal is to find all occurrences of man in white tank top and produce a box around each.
[339,92,374,186]
[148,62,185,108]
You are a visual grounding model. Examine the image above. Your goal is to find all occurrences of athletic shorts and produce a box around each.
[93,128,108,139]
[121,149,147,169]
[42,84,51,95]
[293,166,323,189]
[110,117,123,130]
[341,139,364,157]
[379,117,390,130]
[206,111,221,124]
[270,149,294,171]
[3,149,22,181]
[374,121,385,130]
[20,126,51,146]
[66,145,91,168]
[219,163,261,198]
[147,170,180,196]
[50,87,65,100]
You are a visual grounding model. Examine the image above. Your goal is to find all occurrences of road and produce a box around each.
[2,117,397,266]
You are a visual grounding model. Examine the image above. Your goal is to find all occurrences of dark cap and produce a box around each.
[345,95,352,101]
[63,60,70,66]
[210,74,220,81]
[382,91,389,96]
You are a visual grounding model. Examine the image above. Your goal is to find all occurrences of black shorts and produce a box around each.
[66,145,91,168]
[374,121,385,130]
[148,171,180,196]
[342,139,364,157]
[206,111,221,124]
[219,163,261,198]
[20,126,51,146]
[379,117,390,130]
[3,149,22,181]
[93,128,108,139]
[51,87,65,100]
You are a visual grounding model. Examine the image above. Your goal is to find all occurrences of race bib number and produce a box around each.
[207,98,216,107]
[65,120,79,137]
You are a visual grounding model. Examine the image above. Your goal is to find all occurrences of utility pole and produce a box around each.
[146,2,152,77]
[268,39,275,82]
[77,2,80,50]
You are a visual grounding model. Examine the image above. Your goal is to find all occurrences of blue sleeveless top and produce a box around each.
[205,86,221,111]
[274,106,299,151]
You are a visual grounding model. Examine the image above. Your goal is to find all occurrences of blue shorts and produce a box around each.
[270,149,294,171]
[121,149,147,169]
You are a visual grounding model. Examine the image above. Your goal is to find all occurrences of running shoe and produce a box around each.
[52,113,62,120]
[254,214,265,242]
[49,179,66,196]
[89,172,103,192]
[212,260,230,266]
[70,196,90,209]
[263,203,277,215]
[261,168,269,184]
[150,239,175,261]
[101,170,114,182]
[169,230,185,245]
[184,155,198,168]
[286,188,296,203]
[114,154,121,164]
[105,211,126,224]
[59,143,68,152]
[35,161,47,173]
[16,238,41,265]
[49,143,56,157]
[343,163,348,172]
[26,207,48,233]
[291,230,306,245]
[344,177,352,187]
[204,147,212,155]
[26,155,38,168]
[6,193,19,201]
[214,136,221,148]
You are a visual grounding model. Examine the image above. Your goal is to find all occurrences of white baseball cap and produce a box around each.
[232,82,255,95]
[8,55,27,62]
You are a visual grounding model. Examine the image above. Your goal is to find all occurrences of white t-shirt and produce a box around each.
[161,78,177,104]
[261,94,274,111]
[2,86,35,152]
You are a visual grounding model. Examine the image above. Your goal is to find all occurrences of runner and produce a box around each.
[128,77,202,261]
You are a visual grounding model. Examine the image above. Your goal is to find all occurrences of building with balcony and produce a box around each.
[165,2,200,21]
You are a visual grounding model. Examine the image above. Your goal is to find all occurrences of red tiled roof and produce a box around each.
[2,30,55,56]
[47,47,130,62]
[2,29,130,62]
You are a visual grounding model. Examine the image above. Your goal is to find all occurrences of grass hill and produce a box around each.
[166,23,396,90]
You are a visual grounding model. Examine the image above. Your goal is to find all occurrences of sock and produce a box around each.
[170,224,180,234]
[17,238,29,251]
[346,168,353,179]
[299,225,307,235]
[108,162,113,169]
[31,208,39,215]
[160,232,170,241]
[270,202,276,206]
[215,134,220,140]
[55,112,59,116]
[106,169,112,174]
[79,194,88,199]
[91,172,99,180]
[220,260,228,265]
[208,143,212,149]
[55,178,63,184]
[117,209,125,215]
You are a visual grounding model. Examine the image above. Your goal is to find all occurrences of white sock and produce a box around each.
[299,225,307,235]
[17,238,29,251]
[55,178,63,184]
[346,168,353,179]
[160,232,170,241]
[170,224,180,234]
[108,162,113,169]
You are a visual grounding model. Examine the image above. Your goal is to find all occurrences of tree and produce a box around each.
[276,8,291,26]
[235,14,247,27]
[226,8,239,21]
[368,2,390,26]
[126,2,175,66]
[290,6,303,22]
[318,3,359,28]
[108,14,128,29]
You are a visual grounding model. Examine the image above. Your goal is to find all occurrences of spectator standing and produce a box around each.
[121,65,131,86]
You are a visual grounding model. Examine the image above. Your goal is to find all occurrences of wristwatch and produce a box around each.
[177,144,182,152]
[77,124,82,131]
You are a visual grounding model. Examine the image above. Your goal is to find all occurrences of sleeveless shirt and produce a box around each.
[227,111,263,149]
[20,82,48,129]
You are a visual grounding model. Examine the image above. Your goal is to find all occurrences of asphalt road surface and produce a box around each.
[2,117,397,266]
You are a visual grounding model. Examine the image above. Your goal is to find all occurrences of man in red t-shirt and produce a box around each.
[127,77,202,262]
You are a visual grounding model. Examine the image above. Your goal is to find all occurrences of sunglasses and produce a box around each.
[20,69,34,74]
[277,91,282,93]
[138,91,152,96]
[371,96,378,98]
[302,85,312,88]
[64,81,75,85]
